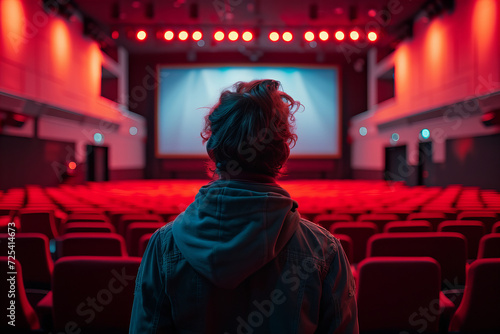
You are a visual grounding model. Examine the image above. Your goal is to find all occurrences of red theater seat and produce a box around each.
[438,221,485,259]
[367,232,467,288]
[407,212,448,231]
[62,222,116,234]
[477,233,500,259]
[357,257,453,334]
[384,220,432,233]
[449,259,500,333]
[313,214,353,230]
[0,233,53,290]
[493,221,500,233]
[56,233,127,258]
[138,233,154,257]
[358,213,400,230]
[0,257,40,331]
[65,213,109,224]
[458,211,499,233]
[125,222,164,256]
[334,234,353,264]
[118,214,163,235]
[330,222,378,264]
[46,256,141,333]
[19,209,59,239]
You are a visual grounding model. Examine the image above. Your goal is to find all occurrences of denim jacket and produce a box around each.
[130,178,358,333]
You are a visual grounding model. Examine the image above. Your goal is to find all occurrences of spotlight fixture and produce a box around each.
[228,31,239,41]
[242,31,253,42]
[282,31,293,42]
[304,31,315,42]
[214,31,225,41]
[269,31,279,42]
[335,31,345,41]
[350,30,359,41]
[136,30,147,41]
[192,31,203,41]
[319,31,329,41]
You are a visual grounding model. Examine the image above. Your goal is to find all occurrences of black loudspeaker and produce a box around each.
[145,2,154,19]
[190,3,199,19]
[309,4,318,20]
[481,109,500,127]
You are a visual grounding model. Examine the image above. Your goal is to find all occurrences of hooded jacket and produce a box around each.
[130,177,358,334]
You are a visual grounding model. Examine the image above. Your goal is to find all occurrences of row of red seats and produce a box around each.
[2,255,499,333]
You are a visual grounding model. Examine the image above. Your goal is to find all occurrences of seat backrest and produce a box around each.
[125,222,164,256]
[332,234,353,264]
[477,233,500,259]
[314,213,353,230]
[118,214,162,235]
[458,211,499,233]
[493,221,500,233]
[19,210,59,239]
[56,233,127,258]
[407,212,447,231]
[0,233,53,289]
[313,214,353,230]
[358,213,400,230]
[65,213,109,224]
[438,220,485,259]
[0,257,40,330]
[449,259,500,332]
[367,232,467,287]
[384,220,432,233]
[357,257,441,333]
[52,256,141,332]
[330,222,378,264]
[138,233,154,257]
[62,222,116,234]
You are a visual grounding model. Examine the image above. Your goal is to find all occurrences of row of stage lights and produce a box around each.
[125,29,378,43]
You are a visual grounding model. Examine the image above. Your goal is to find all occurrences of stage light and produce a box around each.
[335,31,345,41]
[242,31,253,42]
[136,30,147,41]
[368,31,378,41]
[129,126,138,136]
[359,127,368,136]
[68,161,77,170]
[111,31,119,39]
[192,31,202,41]
[420,128,430,140]
[164,30,174,41]
[350,30,359,41]
[368,9,377,17]
[269,31,279,42]
[304,31,314,42]
[214,30,224,41]
[319,30,329,41]
[228,30,238,41]
[178,30,188,41]
[282,31,293,42]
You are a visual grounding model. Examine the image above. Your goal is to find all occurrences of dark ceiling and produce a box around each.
[71,0,432,54]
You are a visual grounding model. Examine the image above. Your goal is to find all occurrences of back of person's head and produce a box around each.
[201,79,301,178]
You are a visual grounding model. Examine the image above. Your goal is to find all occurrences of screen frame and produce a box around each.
[155,63,342,159]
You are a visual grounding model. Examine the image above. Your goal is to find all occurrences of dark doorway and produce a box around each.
[418,142,433,186]
[86,145,109,182]
[384,145,410,184]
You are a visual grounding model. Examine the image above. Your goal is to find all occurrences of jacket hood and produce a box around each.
[171,179,300,289]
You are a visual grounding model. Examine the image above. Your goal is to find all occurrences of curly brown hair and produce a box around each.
[201,79,301,177]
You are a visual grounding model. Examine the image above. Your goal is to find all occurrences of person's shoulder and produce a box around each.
[289,217,341,263]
